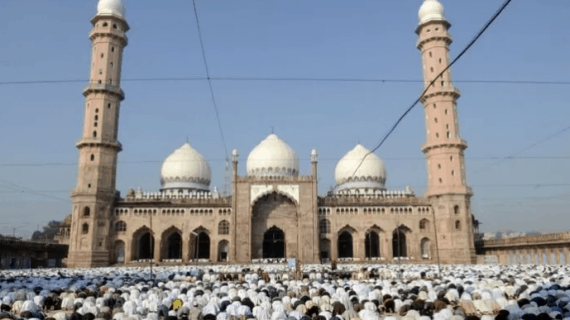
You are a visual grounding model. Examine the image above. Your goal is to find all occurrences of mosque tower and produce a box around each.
[416,0,476,263]
[68,0,129,268]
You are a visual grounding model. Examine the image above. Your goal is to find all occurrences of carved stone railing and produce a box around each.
[319,195,430,206]
[483,232,570,249]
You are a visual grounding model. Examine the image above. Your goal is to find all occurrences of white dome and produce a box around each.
[247,134,299,177]
[418,0,445,25]
[97,0,125,18]
[334,144,386,192]
[160,143,211,191]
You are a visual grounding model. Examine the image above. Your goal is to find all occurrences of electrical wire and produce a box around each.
[473,125,570,174]
[1,77,569,86]
[346,0,513,189]
[0,156,568,167]
[192,0,229,159]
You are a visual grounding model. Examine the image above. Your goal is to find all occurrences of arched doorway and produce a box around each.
[251,192,297,259]
[139,232,154,259]
[338,231,353,258]
[320,239,331,261]
[421,238,431,259]
[365,231,380,258]
[263,226,285,258]
[218,240,229,261]
[166,233,182,259]
[392,227,407,258]
[195,232,210,259]
[114,241,125,264]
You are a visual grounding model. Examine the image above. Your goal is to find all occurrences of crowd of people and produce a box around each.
[1,264,569,320]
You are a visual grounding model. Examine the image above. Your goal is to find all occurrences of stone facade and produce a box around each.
[481,232,570,265]
[66,1,479,268]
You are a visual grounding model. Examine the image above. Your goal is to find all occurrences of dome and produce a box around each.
[160,143,211,191]
[97,0,125,18]
[247,134,299,177]
[418,0,445,25]
[334,144,386,192]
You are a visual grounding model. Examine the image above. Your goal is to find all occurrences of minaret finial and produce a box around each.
[271,126,274,134]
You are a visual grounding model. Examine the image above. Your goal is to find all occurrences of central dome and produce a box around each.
[335,144,386,192]
[160,143,211,191]
[97,0,126,18]
[247,134,299,177]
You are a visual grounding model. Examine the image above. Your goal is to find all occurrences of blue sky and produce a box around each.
[0,0,569,237]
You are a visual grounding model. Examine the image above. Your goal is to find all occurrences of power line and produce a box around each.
[347,0,513,188]
[0,180,70,203]
[192,0,228,159]
[0,155,568,167]
[1,77,569,86]
[473,124,570,174]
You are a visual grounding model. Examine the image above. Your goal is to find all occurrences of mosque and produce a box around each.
[65,0,477,268]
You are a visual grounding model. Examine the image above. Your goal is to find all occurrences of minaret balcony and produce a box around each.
[76,138,123,151]
[83,83,125,100]
[421,85,461,102]
[89,29,128,45]
[422,138,468,153]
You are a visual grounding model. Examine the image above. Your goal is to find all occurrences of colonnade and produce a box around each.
[491,246,570,265]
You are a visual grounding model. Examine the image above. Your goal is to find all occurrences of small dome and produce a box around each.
[335,144,386,192]
[247,134,299,177]
[418,0,445,25]
[97,0,125,18]
[160,143,211,191]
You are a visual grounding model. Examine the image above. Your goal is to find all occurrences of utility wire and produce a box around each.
[1,77,569,86]
[0,155,568,167]
[192,0,228,159]
[473,124,570,174]
[346,0,513,189]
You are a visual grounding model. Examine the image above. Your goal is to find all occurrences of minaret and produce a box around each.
[416,0,475,263]
[67,0,129,268]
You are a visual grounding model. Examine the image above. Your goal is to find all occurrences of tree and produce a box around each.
[32,220,62,241]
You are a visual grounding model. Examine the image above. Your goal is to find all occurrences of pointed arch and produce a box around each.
[419,219,430,231]
[160,226,182,260]
[251,190,299,207]
[421,237,431,259]
[131,226,154,260]
[191,227,210,260]
[392,225,411,258]
[114,240,125,264]
[218,220,230,235]
[218,240,229,261]
[338,230,353,258]
[365,229,381,258]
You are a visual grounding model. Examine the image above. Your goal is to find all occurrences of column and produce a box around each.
[182,234,190,263]
[154,236,161,263]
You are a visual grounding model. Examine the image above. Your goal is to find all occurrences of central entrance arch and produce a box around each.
[263,226,285,258]
[251,192,298,259]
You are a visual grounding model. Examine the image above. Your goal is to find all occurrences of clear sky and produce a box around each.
[0,0,569,238]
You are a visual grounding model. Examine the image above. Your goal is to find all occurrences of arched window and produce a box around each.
[83,207,90,217]
[115,221,126,232]
[82,223,89,234]
[455,220,461,230]
[93,131,97,138]
[218,220,229,235]
[419,219,429,230]
[454,205,460,215]
[319,219,331,234]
